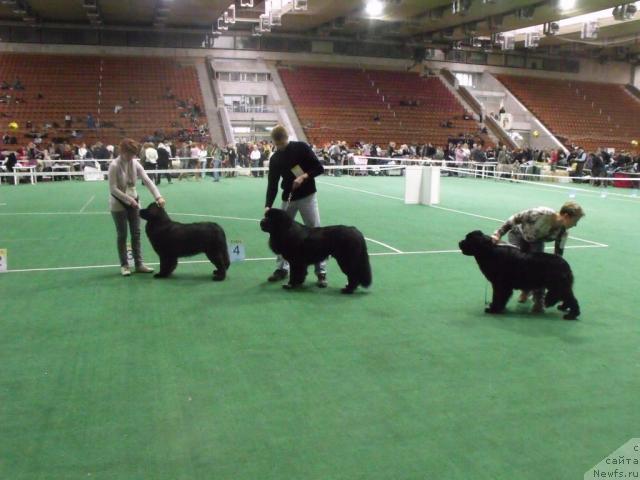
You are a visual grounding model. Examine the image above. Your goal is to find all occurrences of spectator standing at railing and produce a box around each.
[198,143,208,180]
[237,141,248,168]
[108,138,165,277]
[250,144,261,178]
[211,143,223,183]
[189,142,201,180]
[549,149,559,171]
[226,143,237,177]
[454,144,466,164]
[470,144,487,163]
[78,143,88,160]
[328,141,341,177]
[142,142,158,184]
[156,142,172,185]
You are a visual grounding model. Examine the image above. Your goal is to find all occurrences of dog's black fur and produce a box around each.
[260,208,372,294]
[459,230,580,320]
[139,203,230,281]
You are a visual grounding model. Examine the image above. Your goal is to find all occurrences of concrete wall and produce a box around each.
[634,66,640,89]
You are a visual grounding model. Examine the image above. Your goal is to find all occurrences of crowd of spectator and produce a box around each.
[2,123,639,187]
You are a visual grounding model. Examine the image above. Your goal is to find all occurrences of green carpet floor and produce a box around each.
[0,175,638,479]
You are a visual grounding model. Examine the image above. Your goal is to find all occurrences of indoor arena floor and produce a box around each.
[1,174,638,479]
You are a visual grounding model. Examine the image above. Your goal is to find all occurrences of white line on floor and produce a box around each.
[365,237,403,253]
[320,181,610,248]
[1,244,605,274]
[79,195,95,213]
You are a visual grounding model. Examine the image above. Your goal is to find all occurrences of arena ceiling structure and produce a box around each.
[0,0,638,60]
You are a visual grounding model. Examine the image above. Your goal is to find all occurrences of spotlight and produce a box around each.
[525,32,540,48]
[543,22,560,35]
[613,4,637,20]
[225,5,235,23]
[557,0,576,11]
[259,14,271,32]
[581,21,599,39]
[365,0,384,17]
[516,6,535,20]
[452,0,471,16]
[501,34,515,50]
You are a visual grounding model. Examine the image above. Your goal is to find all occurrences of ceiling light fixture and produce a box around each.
[558,0,576,11]
[365,0,384,17]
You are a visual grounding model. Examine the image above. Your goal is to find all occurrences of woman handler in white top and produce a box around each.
[108,138,166,276]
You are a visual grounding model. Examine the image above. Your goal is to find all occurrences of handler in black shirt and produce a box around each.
[264,125,327,286]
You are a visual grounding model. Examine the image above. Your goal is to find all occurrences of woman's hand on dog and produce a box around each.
[490,234,500,244]
[156,197,166,208]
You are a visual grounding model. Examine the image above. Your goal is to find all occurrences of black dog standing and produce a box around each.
[459,230,580,320]
[260,208,372,294]
[139,203,230,281]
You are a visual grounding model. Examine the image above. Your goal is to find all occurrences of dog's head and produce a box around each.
[260,208,293,233]
[139,202,170,223]
[459,230,494,256]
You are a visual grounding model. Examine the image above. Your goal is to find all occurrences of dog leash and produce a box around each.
[283,192,292,211]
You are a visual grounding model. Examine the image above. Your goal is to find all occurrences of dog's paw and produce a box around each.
[557,303,570,312]
[154,273,167,278]
[341,287,355,294]
[282,283,300,290]
[484,307,502,314]
[563,312,578,320]
[212,272,225,282]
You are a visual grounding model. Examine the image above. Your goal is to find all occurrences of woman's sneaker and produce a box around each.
[135,264,154,274]
[268,269,288,282]
[531,300,545,314]
[316,273,328,288]
[121,266,131,277]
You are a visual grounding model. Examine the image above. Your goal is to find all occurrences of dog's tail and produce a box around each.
[359,238,372,288]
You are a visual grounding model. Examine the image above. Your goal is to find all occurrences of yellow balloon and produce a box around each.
[8,121,18,130]
[631,140,639,147]
[532,130,540,138]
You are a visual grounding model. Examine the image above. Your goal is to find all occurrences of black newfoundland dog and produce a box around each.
[139,203,230,281]
[260,208,372,294]
[459,230,580,320]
